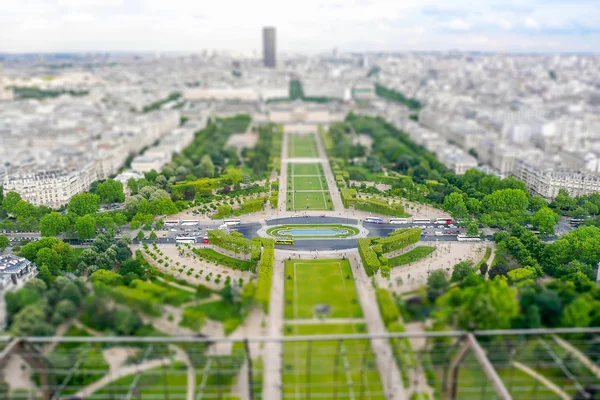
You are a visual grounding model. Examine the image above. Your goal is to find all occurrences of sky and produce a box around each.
[0,0,599,54]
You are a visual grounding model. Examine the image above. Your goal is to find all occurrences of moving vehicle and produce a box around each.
[389,218,408,224]
[457,235,481,242]
[164,220,180,227]
[435,218,453,225]
[434,231,444,236]
[365,217,384,224]
[224,218,241,226]
[570,218,585,226]
[202,236,209,244]
[219,224,228,230]
[275,239,294,245]
[181,220,199,226]
[176,236,197,244]
[412,218,431,224]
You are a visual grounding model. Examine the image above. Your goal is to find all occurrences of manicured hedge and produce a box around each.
[256,239,275,312]
[358,238,380,276]
[240,197,267,214]
[376,228,421,253]
[193,248,255,271]
[375,288,400,325]
[351,197,406,216]
[207,230,253,254]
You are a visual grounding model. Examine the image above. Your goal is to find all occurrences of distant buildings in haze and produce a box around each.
[263,27,276,68]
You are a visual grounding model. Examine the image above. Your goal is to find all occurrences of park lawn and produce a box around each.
[292,176,325,191]
[89,362,188,399]
[288,134,318,158]
[389,246,435,267]
[289,163,321,176]
[282,324,385,400]
[514,339,600,397]
[452,353,563,400]
[267,224,360,239]
[284,259,362,319]
[287,191,332,211]
[49,347,109,397]
[181,300,245,335]
[193,248,255,271]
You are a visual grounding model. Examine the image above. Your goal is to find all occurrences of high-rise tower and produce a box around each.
[262,27,276,68]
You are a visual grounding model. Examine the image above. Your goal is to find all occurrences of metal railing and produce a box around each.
[0,328,599,400]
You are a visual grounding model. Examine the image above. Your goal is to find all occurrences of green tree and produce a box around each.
[427,270,449,303]
[149,231,158,241]
[435,277,518,330]
[570,207,589,220]
[451,261,476,284]
[529,195,548,212]
[137,230,145,241]
[479,262,488,276]
[95,179,125,204]
[443,192,469,219]
[561,295,592,328]
[68,193,100,216]
[127,178,138,194]
[0,235,9,252]
[60,281,83,306]
[40,212,70,237]
[466,222,480,237]
[11,200,35,219]
[482,189,528,213]
[533,207,559,235]
[75,215,96,240]
[36,248,63,275]
[10,303,54,336]
[488,263,509,280]
[52,299,77,325]
[551,189,576,212]
[199,154,215,178]
[2,192,22,214]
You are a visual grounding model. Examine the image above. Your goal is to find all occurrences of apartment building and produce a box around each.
[3,163,97,208]
[513,159,600,199]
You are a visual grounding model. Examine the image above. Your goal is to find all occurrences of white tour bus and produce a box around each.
[224,218,241,226]
[435,217,453,225]
[457,235,481,242]
[365,217,384,224]
[181,220,199,226]
[164,220,180,227]
[175,236,197,244]
[389,218,408,224]
[412,218,431,224]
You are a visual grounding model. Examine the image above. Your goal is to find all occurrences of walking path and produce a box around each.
[285,317,366,325]
[278,130,290,212]
[512,361,570,400]
[349,252,407,400]
[552,335,600,380]
[314,129,345,212]
[74,357,173,398]
[262,254,286,400]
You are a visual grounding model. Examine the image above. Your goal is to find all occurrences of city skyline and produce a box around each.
[0,0,599,54]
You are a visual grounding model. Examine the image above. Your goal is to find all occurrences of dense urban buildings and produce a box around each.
[262,27,276,68]
[1,52,600,201]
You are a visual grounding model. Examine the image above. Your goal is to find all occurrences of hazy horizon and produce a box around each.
[0,0,598,54]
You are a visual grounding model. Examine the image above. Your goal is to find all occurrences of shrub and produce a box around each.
[376,288,400,325]
[358,238,380,276]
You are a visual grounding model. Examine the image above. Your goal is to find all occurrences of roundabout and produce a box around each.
[265,224,361,239]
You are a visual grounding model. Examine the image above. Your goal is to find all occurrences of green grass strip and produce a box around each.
[389,246,435,268]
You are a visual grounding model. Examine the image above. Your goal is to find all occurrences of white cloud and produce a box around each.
[0,0,598,53]
[445,18,471,31]
[525,17,540,30]
[59,0,124,7]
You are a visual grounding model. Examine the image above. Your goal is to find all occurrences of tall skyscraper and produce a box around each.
[263,27,276,68]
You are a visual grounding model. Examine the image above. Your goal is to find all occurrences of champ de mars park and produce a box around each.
[2,108,600,400]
